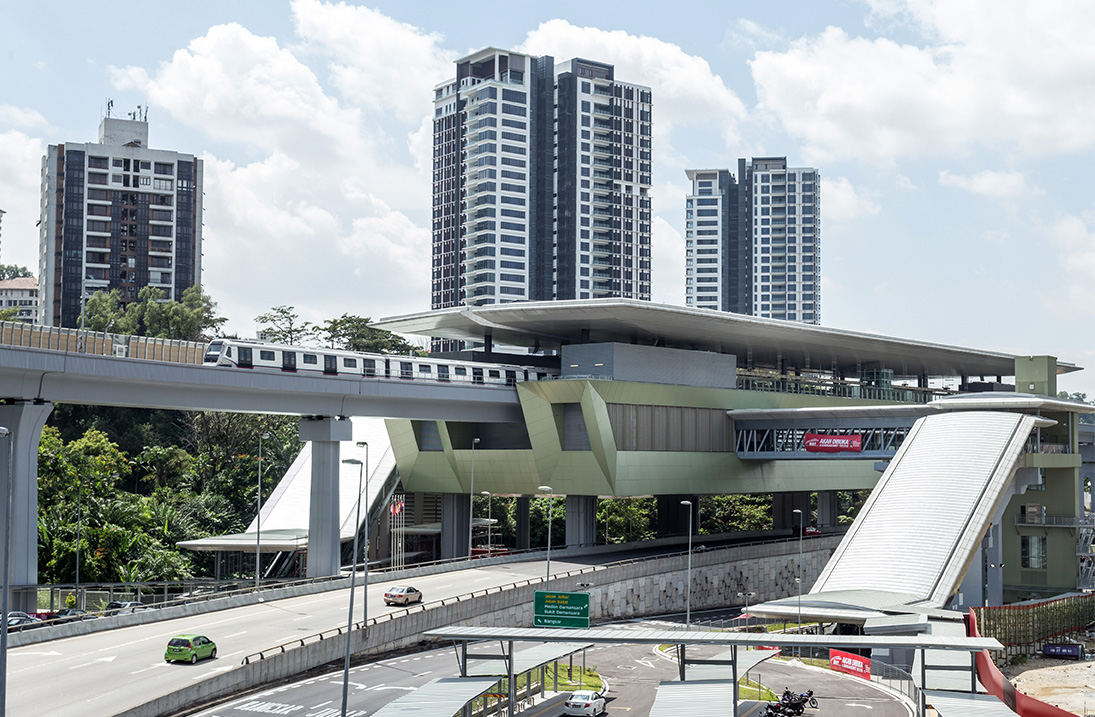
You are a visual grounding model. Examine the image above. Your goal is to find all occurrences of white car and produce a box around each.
[563,690,606,716]
[383,586,423,606]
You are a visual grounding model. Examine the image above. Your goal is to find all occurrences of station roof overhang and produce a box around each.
[726,393,1092,422]
[424,625,1001,652]
[371,300,1081,379]
[745,589,967,625]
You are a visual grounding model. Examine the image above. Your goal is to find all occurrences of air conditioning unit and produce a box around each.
[112,344,129,358]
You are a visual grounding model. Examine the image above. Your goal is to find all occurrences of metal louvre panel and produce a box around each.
[650,680,737,717]
[813,411,1033,603]
[371,677,500,716]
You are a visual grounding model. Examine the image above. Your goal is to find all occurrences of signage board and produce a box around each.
[805,433,863,453]
[829,648,871,679]
[533,591,590,629]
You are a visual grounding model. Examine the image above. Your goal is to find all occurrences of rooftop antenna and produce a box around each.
[105,98,113,118]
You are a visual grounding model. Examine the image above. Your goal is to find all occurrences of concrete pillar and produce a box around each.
[299,417,352,578]
[565,495,597,547]
[0,401,54,611]
[816,491,839,529]
[515,496,531,550]
[440,492,470,559]
[656,495,697,537]
[772,492,812,531]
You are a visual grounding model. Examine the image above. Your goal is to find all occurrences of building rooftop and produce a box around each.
[0,278,38,291]
[371,299,1081,380]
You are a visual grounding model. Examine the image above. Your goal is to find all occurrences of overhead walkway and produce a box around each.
[178,417,399,561]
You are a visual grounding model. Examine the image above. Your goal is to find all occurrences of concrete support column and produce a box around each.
[657,495,697,537]
[565,495,597,547]
[515,496,531,550]
[440,493,470,559]
[772,492,812,531]
[0,401,53,612]
[816,490,839,529]
[300,417,352,578]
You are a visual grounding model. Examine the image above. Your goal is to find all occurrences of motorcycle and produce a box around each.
[762,703,796,717]
[779,688,818,714]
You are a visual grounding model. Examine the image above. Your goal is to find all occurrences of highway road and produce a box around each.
[189,616,913,717]
[8,554,602,716]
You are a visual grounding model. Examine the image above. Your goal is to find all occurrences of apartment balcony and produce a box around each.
[592,119,613,130]
[592,258,614,267]
[592,270,614,279]
[592,133,613,144]
[592,281,615,292]
[592,86,613,97]
[592,170,614,180]
[592,158,614,169]
[592,146,614,156]
[592,181,614,192]
[591,222,613,231]
[592,104,613,116]
[591,194,612,206]
[592,208,613,217]
[590,243,613,256]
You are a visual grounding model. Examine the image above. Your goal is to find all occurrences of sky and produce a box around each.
[1,0,1092,396]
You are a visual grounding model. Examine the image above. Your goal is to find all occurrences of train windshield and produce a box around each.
[203,341,223,363]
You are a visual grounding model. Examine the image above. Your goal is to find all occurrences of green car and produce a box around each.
[164,634,217,663]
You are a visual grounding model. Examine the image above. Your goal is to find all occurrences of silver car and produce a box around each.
[383,586,423,606]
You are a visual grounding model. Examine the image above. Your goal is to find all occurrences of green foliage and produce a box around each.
[598,497,657,543]
[0,307,20,321]
[37,414,302,584]
[700,494,773,534]
[255,305,317,345]
[0,264,33,280]
[837,490,870,525]
[319,313,421,355]
[80,284,224,340]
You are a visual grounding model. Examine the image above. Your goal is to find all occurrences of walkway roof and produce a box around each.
[370,677,499,716]
[924,691,1017,716]
[649,680,737,717]
[372,299,1081,378]
[424,626,1001,652]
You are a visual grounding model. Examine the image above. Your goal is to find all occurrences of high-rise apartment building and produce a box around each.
[685,158,820,324]
[38,116,203,328]
[432,48,652,322]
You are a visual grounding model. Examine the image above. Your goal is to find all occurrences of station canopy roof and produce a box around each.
[371,300,1080,379]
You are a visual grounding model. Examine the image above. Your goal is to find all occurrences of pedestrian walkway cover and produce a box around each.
[370,677,499,716]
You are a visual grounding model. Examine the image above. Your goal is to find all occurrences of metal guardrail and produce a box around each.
[1014,514,1094,527]
[239,536,818,665]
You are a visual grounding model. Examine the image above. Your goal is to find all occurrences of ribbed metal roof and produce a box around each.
[649,680,737,717]
[811,411,1037,605]
[923,691,1015,716]
[370,677,499,716]
[467,642,591,676]
[372,299,1081,377]
[424,626,1001,651]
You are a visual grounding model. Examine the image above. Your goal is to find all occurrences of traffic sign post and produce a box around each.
[534,591,590,628]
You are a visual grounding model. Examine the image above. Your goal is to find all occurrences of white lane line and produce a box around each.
[414,671,433,677]
[312,702,333,709]
[223,631,248,638]
[130,663,171,675]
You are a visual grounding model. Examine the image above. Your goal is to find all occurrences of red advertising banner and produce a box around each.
[829,649,871,680]
[805,433,862,453]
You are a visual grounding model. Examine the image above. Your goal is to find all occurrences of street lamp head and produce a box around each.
[680,500,692,507]
[481,491,490,496]
[472,437,480,445]
[793,509,802,514]
[356,441,368,448]
[261,432,270,439]
[342,458,362,466]
[538,485,552,493]
[0,427,9,437]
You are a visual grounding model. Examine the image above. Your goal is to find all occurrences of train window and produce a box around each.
[343,358,357,368]
[238,347,252,368]
[400,362,413,379]
[303,354,318,365]
[283,351,297,371]
[260,350,275,361]
[505,370,517,386]
[419,364,432,374]
[362,358,376,377]
[454,366,467,376]
[472,367,484,385]
[438,365,450,382]
[488,370,501,379]
[225,347,232,358]
[323,355,337,375]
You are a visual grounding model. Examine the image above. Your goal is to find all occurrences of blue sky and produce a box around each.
[2,1,1092,395]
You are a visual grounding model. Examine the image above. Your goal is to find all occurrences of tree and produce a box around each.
[81,289,126,332]
[80,284,224,340]
[0,264,32,280]
[319,314,420,354]
[255,305,317,345]
[1058,391,1094,425]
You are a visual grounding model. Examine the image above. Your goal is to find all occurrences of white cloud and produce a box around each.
[751,1,1095,164]
[821,176,880,223]
[938,169,1030,197]
[651,215,684,306]
[1048,213,1095,314]
[0,105,51,132]
[289,0,454,125]
[0,128,47,271]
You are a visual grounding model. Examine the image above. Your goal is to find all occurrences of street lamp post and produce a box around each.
[340,443,367,717]
[468,437,480,557]
[793,508,803,640]
[75,471,82,609]
[481,491,492,553]
[737,590,757,629]
[256,432,269,592]
[681,500,693,629]
[0,426,12,717]
[538,486,553,587]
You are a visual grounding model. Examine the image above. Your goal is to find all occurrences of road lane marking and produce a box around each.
[131,663,171,674]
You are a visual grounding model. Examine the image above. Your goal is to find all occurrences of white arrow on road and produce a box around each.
[845,704,874,709]
[12,651,61,657]
[69,656,117,669]
[635,658,655,668]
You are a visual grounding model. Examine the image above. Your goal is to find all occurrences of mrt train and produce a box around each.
[203,338,556,386]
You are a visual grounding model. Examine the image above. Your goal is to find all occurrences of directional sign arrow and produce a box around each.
[93,656,117,663]
[845,704,874,709]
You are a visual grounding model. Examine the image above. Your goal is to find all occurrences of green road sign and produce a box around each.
[534,590,590,629]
